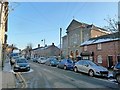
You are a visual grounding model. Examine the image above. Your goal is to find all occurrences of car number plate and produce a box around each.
[20,67,25,69]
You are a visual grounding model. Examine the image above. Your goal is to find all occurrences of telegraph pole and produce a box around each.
[60,28,62,60]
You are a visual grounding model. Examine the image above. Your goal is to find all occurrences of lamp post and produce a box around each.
[41,39,45,57]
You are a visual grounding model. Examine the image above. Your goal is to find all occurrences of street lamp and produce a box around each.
[41,39,45,57]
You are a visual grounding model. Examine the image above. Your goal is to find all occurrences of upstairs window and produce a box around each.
[84,46,87,51]
[97,43,102,50]
[97,55,102,64]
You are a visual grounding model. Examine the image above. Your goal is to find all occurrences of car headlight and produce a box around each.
[15,64,19,67]
[26,65,30,67]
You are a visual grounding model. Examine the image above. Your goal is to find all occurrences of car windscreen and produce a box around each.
[87,61,99,66]
[17,59,27,63]
[13,56,19,59]
[67,59,73,63]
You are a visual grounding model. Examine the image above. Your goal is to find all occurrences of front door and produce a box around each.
[117,56,120,62]
[108,56,113,69]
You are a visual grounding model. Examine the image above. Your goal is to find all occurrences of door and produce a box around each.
[108,56,113,69]
[82,61,89,73]
[117,56,120,62]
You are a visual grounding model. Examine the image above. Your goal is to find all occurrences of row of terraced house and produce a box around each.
[62,19,120,68]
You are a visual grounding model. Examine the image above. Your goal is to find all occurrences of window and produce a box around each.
[97,55,102,63]
[97,43,101,50]
[82,56,89,60]
[117,56,120,62]
[90,56,93,61]
[84,46,87,51]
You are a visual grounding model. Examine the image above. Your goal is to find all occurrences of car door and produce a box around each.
[59,59,64,68]
[61,59,66,68]
[77,60,83,72]
[82,61,89,73]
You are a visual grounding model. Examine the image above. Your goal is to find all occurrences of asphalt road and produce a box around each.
[21,61,120,89]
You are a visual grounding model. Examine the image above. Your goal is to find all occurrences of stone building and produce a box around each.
[62,19,110,60]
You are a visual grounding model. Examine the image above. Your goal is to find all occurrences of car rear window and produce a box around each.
[67,59,73,63]
[17,59,27,63]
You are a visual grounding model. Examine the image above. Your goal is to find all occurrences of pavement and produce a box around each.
[1,58,16,89]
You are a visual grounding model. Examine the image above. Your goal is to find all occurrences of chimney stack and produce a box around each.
[38,44,40,48]
[52,43,54,46]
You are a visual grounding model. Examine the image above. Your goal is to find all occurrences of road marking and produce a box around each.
[15,72,28,88]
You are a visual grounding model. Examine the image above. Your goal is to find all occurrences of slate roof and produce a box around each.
[81,32,120,46]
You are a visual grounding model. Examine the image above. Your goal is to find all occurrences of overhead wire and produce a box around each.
[62,2,87,29]
[9,3,58,35]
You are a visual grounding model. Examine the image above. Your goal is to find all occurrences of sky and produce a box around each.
[8,2,118,50]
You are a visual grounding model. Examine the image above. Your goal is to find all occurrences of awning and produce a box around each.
[80,51,94,56]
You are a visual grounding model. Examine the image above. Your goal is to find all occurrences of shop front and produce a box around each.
[80,51,94,61]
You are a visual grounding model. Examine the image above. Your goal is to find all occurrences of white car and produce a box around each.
[37,57,47,64]
[74,60,108,77]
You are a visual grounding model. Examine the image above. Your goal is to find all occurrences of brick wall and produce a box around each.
[81,40,119,67]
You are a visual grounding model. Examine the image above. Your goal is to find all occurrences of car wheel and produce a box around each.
[116,74,120,84]
[89,70,94,77]
[74,67,78,72]
[64,66,67,70]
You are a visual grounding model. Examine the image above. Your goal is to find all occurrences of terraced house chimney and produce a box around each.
[38,44,40,48]
[52,43,54,46]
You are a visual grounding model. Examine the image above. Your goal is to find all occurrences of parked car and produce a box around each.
[57,59,74,70]
[33,57,38,62]
[10,56,20,66]
[45,58,59,66]
[13,58,30,72]
[113,62,120,84]
[37,57,47,64]
[11,56,20,63]
[74,60,108,77]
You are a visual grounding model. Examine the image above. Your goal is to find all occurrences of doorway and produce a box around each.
[108,56,113,69]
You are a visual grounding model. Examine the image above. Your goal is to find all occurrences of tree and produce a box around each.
[25,43,33,59]
[104,15,118,33]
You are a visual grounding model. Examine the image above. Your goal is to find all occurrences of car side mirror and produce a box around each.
[85,64,89,67]
[111,66,114,69]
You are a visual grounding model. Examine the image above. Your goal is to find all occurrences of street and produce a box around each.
[20,61,120,89]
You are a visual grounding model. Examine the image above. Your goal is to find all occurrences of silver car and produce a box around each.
[74,60,108,77]
[37,57,47,64]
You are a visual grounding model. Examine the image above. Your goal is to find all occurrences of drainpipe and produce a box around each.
[0,2,3,69]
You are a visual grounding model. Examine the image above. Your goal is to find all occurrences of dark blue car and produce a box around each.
[57,59,74,70]
[113,62,120,84]
[45,58,59,66]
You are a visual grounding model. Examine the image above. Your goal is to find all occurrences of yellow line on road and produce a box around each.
[16,72,28,88]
